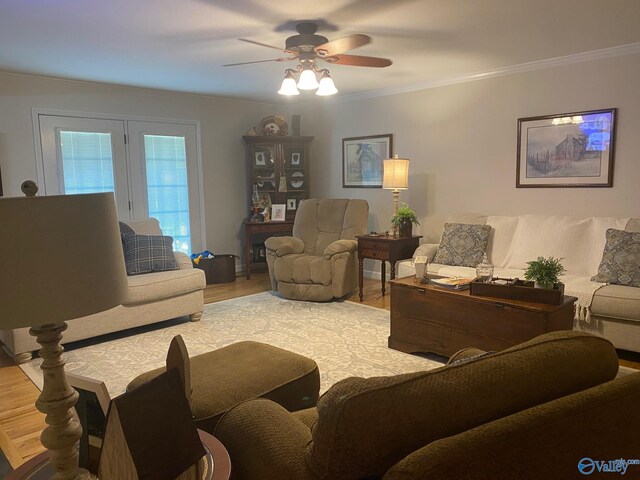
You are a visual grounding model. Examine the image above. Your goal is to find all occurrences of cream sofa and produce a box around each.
[398,213,640,353]
[0,218,206,363]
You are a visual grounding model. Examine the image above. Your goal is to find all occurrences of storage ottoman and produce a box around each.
[126,341,320,434]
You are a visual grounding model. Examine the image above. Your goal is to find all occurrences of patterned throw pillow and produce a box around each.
[432,223,492,267]
[123,234,178,276]
[591,228,640,287]
[119,221,136,237]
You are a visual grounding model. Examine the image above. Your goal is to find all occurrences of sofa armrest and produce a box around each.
[265,236,305,256]
[215,399,316,480]
[324,239,357,259]
[414,243,439,262]
[174,251,193,270]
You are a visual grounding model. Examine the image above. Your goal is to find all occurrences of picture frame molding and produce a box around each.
[516,108,617,188]
[342,134,393,188]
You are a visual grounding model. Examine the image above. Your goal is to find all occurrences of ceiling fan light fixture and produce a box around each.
[316,70,338,96]
[297,68,319,90]
[278,70,300,96]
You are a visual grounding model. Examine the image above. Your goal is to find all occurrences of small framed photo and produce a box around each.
[271,204,286,221]
[287,198,297,211]
[291,152,301,165]
[516,108,616,188]
[254,151,266,166]
[66,373,111,463]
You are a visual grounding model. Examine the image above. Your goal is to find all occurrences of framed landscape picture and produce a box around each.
[342,134,393,188]
[516,108,616,188]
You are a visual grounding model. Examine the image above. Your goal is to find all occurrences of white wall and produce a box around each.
[2,53,639,267]
[0,72,278,258]
[301,53,640,245]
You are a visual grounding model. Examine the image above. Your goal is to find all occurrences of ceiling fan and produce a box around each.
[223,22,392,96]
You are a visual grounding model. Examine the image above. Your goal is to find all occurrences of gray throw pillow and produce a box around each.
[119,221,136,237]
[123,233,178,276]
[432,223,491,267]
[591,228,640,287]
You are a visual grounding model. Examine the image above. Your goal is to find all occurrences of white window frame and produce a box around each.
[31,108,207,252]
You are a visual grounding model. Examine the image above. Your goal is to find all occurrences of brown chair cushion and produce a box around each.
[127,341,320,433]
[305,331,619,480]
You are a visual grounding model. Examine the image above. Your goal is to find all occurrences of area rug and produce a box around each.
[21,292,444,397]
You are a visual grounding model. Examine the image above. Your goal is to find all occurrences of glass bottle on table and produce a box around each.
[476,253,494,283]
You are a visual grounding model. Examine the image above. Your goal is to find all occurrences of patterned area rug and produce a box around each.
[21,292,444,397]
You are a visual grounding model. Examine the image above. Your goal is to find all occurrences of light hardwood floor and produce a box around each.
[1,272,638,469]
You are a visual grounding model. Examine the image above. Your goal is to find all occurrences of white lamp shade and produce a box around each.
[297,69,319,90]
[316,75,338,96]
[278,75,300,95]
[383,155,410,190]
[0,192,127,328]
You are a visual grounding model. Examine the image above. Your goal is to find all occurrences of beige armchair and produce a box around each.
[265,198,368,301]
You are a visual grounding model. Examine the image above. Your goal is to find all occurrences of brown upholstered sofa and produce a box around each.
[265,198,368,301]
[214,331,640,479]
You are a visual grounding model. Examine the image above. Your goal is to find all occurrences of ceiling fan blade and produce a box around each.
[223,57,296,67]
[323,54,392,68]
[314,34,371,57]
[238,38,297,54]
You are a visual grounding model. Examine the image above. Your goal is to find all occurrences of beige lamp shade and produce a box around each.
[383,155,410,190]
[0,192,127,328]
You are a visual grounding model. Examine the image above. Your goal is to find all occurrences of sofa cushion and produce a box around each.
[591,229,640,287]
[432,223,491,267]
[305,331,618,480]
[273,253,332,286]
[125,268,205,304]
[123,233,178,275]
[591,284,640,323]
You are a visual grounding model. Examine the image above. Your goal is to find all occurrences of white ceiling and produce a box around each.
[1,0,639,103]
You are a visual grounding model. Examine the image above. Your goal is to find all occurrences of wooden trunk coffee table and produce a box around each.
[389,276,577,357]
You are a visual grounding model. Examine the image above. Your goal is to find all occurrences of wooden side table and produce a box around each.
[357,234,421,301]
[7,430,230,480]
[243,220,294,279]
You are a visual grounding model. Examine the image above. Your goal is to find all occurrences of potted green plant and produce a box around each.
[391,203,419,237]
[523,256,566,289]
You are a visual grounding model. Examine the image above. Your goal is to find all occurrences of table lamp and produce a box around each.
[383,155,410,236]
[0,183,127,480]
[383,154,410,215]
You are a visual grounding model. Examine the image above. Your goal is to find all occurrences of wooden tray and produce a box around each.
[469,278,565,305]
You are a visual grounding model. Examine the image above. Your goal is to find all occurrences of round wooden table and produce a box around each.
[7,430,231,480]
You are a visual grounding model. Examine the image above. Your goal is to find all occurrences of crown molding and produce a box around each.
[316,42,640,105]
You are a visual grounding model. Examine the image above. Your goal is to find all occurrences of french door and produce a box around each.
[38,115,203,254]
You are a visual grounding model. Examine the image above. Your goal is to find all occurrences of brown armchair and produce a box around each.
[214,331,640,480]
[265,198,368,301]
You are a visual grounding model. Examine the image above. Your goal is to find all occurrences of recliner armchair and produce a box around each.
[265,198,368,301]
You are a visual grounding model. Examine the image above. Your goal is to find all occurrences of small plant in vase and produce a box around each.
[524,256,566,289]
[391,203,419,237]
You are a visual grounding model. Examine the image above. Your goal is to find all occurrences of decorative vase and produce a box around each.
[398,219,413,237]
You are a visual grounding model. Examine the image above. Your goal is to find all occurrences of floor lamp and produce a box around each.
[0,186,127,480]
[383,155,410,235]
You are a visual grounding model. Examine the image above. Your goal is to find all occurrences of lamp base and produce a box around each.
[30,322,89,480]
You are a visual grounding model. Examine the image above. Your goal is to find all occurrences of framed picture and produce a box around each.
[286,198,297,211]
[291,152,301,165]
[516,108,616,188]
[66,373,111,466]
[254,151,266,166]
[271,204,286,221]
[342,134,393,188]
